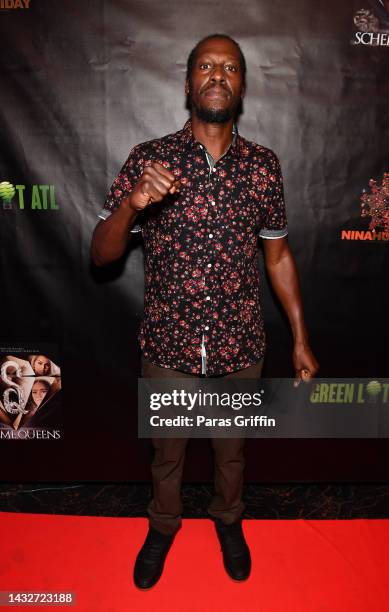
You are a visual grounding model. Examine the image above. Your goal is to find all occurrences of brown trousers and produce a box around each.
[141,354,264,535]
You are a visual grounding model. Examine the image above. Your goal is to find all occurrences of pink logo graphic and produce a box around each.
[360,172,389,233]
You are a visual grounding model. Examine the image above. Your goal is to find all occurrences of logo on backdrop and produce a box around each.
[0,0,30,9]
[352,0,389,46]
[0,181,59,210]
[341,171,389,241]
[0,347,62,439]
[310,380,389,404]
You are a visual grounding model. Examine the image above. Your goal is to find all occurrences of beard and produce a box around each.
[192,101,235,124]
[187,83,239,124]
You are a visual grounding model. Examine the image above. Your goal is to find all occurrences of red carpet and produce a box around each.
[0,513,388,611]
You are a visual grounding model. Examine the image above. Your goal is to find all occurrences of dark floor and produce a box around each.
[1,483,389,519]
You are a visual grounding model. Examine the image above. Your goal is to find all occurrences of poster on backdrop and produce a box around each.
[0,344,62,439]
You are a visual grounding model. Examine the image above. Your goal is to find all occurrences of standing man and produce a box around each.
[91,34,318,589]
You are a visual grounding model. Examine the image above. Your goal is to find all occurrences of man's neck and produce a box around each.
[190,114,234,161]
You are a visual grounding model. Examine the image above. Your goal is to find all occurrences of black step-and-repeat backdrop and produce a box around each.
[0,0,388,480]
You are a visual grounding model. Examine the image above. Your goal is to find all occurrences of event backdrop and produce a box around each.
[0,0,388,480]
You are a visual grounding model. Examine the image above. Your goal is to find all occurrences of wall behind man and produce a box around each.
[0,0,388,480]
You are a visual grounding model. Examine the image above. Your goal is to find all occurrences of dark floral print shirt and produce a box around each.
[99,119,288,376]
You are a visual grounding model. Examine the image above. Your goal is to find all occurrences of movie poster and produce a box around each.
[0,344,62,440]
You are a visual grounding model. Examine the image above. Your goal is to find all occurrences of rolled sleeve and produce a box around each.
[258,150,288,240]
[98,145,145,233]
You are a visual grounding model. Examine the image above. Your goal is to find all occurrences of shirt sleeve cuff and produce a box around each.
[97,208,112,221]
[98,207,143,234]
[259,227,288,239]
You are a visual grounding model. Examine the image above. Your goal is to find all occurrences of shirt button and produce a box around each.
[205,326,209,331]
[210,201,216,206]
[212,168,217,173]
[207,263,212,268]
[205,296,211,301]
[209,233,213,238]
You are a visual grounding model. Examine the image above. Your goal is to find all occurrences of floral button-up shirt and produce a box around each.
[99,119,288,375]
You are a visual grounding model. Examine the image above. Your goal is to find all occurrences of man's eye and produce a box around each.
[200,63,210,69]
[226,65,238,71]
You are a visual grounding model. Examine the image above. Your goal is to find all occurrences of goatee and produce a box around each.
[192,103,234,124]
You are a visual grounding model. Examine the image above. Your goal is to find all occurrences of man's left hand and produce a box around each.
[292,342,319,387]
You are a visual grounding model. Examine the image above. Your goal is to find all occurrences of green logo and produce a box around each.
[0,181,16,208]
[0,181,59,211]
[310,380,389,404]
[366,380,382,397]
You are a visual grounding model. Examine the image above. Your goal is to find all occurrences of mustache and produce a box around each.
[201,83,231,95]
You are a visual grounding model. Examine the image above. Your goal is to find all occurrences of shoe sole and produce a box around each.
[133,568,163,591]
[225,572,251,582]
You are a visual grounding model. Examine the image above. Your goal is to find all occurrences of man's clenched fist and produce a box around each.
[126,162,180,212]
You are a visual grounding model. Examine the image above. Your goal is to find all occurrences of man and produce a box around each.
[91,34,318,589]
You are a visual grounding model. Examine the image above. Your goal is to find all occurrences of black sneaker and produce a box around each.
[214,519,251,581]
[133,527,176,589]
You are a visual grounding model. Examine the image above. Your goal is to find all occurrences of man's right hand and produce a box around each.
[127,162,179,212]
[91,162,179,266]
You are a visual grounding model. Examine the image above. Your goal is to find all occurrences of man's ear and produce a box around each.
[185,79,190,96]
[240,85,246,101]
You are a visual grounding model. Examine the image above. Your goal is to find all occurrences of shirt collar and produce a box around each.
[180,118,241,159]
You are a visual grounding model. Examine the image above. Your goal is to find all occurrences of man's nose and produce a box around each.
[210,65,225,83]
